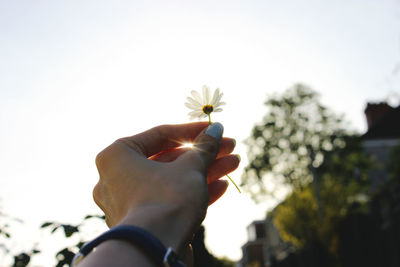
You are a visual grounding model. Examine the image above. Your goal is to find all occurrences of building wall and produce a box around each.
[363,138,400,188]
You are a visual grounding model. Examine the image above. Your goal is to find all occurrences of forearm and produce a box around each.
[118,203,195,254]
[78,239,158,267]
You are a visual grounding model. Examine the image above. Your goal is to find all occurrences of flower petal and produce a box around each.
[188,110,203,117]
[210,88,220,106]
[185,102,201,110]
[214,101,226,108]
[186,97,202,108]
[202,85,210,104]
[214,90,223,106]
[214,108,223,112]
[191,90,203,104]
[189,111,207,120]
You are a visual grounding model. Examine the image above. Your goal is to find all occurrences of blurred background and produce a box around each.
[0,1,399,266]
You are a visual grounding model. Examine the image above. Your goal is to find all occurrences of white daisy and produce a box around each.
[185,85,225,122]
[184,85,241,193]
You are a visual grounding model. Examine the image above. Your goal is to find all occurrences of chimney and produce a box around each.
[364,102,394,129]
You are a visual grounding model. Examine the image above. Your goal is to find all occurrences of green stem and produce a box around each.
[226,174,241,193]
[208,114,241,193]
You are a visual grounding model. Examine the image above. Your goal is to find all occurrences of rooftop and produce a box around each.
[363,104,400,140]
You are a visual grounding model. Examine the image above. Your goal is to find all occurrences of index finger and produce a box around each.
[118,122,211,157]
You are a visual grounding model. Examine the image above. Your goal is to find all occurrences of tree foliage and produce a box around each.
[0,214,104,267]
[39,215,105,266]
[241,84,349,201]
[273,171,369,255]
[242,84,372,256]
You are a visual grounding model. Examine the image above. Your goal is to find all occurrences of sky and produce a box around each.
[0,0,400,265]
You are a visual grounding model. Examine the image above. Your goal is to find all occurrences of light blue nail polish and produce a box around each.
[205,122,224,140]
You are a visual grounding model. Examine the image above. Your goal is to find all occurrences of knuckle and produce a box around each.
[92,182,102,205]
[92,181,109,218]
[94,142,119,173]
[95,152,104,170]
[95,145,113,171]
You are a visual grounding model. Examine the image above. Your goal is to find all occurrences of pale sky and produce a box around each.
[1,0,400,265]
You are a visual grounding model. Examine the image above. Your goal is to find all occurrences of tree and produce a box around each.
[242,84,372,256]
[40,214,105,267]
[273,156,369,255]
[0,210,40,267]
[192,226,235,267]
[242,84,348,204]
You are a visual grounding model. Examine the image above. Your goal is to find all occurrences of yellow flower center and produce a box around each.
[202,105,214,115]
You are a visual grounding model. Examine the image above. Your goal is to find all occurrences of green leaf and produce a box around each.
[84,214,106,221]
[40,222,53,228]
[51,226,60,234]
[62,225,79,238]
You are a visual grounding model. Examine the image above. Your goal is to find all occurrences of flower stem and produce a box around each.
[226,174,241,193]
[207,115,241,193]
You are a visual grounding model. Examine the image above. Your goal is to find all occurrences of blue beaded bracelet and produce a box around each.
[71,225,186,267]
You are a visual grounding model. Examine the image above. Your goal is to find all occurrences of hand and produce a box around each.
[92,122,240,254]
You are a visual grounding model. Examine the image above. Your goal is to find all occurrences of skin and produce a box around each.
[79,122,240,267]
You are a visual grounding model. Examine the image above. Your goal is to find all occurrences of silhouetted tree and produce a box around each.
[192,226,235,267]
[242,84,348,205]
[40,214,105,267]
[242,84,371,257]
[0,210,39,267]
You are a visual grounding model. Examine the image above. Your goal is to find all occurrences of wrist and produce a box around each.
[118,203,195,254]
[72,224,186,267]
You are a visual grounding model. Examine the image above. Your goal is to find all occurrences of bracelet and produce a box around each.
[71,225,186,267]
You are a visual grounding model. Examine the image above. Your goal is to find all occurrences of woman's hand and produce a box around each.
[92,122,240,254]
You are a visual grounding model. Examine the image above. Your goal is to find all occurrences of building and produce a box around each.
[240,102,400,267]
[240,220,267,267]
[363,102,400,188]
[240,219,291,267]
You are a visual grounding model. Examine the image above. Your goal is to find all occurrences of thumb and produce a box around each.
[178,122,224,173]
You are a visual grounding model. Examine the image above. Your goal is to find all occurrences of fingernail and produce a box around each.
[236,154,241,162]
[205,122,224,140]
